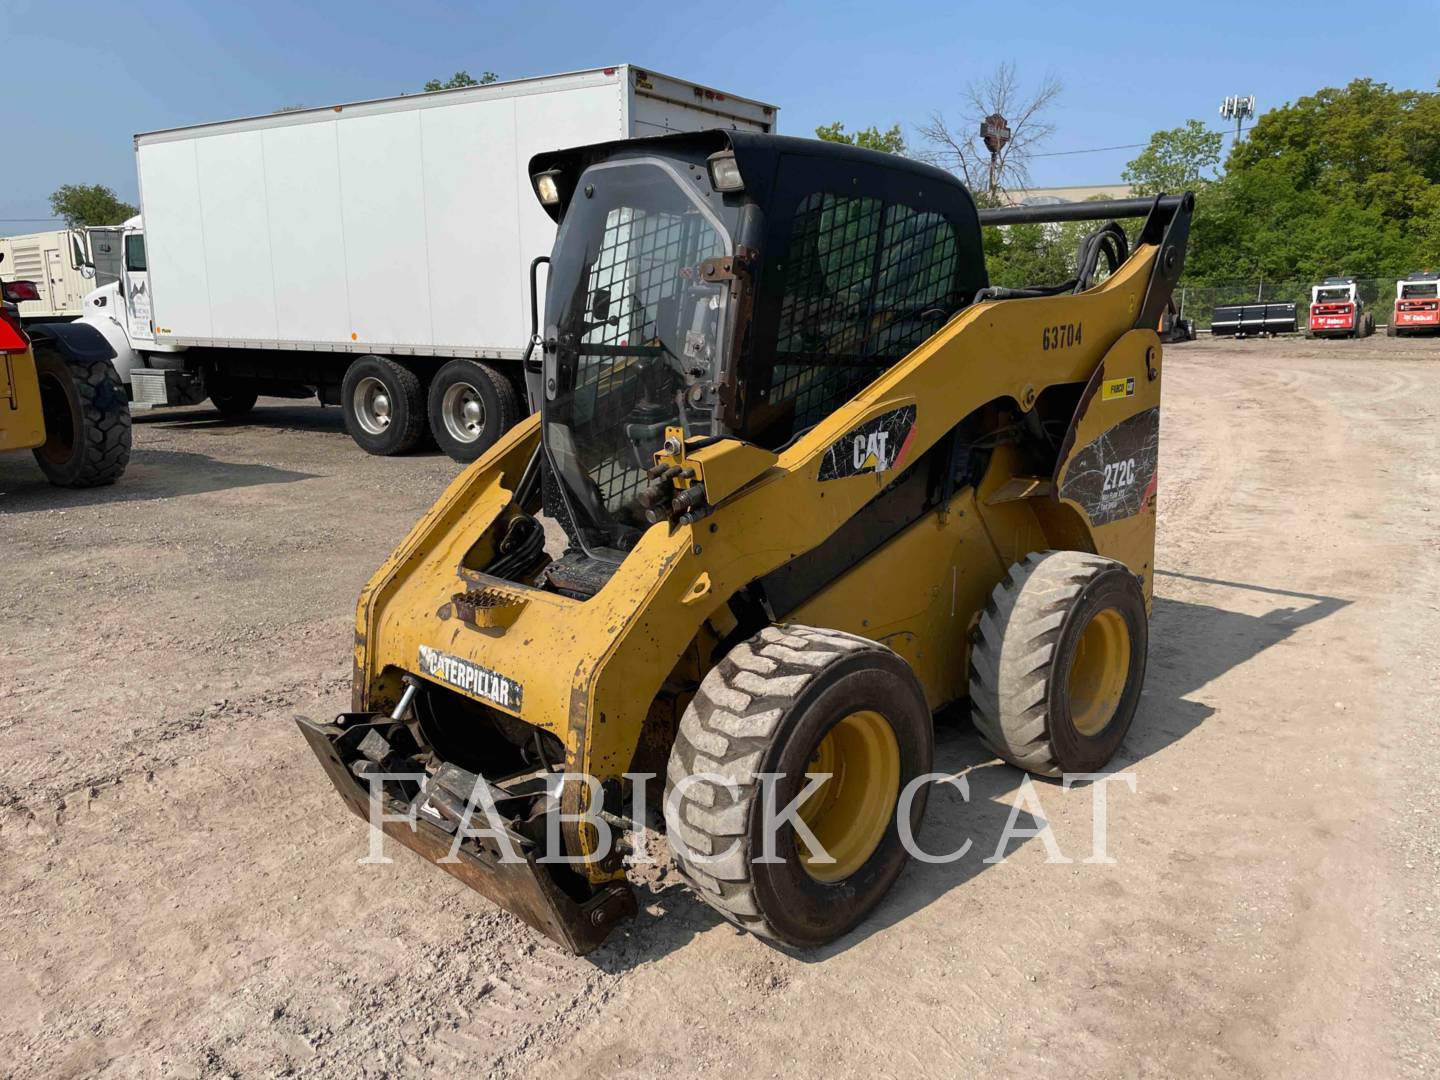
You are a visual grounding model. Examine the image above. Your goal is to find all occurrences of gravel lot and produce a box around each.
[2,334,1437,1078]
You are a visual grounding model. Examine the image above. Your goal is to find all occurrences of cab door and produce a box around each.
[88,227,124,290]
[120,230,153,347]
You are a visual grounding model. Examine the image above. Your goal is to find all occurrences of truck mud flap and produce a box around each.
[295,715,635,955]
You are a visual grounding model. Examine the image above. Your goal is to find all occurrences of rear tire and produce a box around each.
[665,625,933,948]
[1387,322,1398,338]
[341,355,425,455]
[426,359,521,462]
[31,346,131,488]
[969,551,1148,777]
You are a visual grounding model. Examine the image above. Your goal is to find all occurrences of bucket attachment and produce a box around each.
[295,714,636,955]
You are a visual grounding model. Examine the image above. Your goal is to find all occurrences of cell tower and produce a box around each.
[1219,95,1256,143]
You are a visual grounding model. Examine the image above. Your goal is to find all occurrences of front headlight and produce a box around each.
[534,170,562,206]
[707,151,744,193]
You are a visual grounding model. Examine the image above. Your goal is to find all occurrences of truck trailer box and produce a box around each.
[133,66,777,362]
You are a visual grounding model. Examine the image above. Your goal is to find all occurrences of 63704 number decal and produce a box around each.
[1042,322,1082,350]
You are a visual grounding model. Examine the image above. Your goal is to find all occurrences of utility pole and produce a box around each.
[1219,94,1256,145]
[980,113,1011,201]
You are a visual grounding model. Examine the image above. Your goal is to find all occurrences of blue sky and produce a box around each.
[3,0,1436,234]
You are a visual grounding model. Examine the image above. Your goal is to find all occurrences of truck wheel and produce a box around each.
[341,355,425,455]
[32,346,131,488]
[207,379,259,419]
[1387,322,1397,338]
[665,625,933,948]
[970,551,1148,777]
[426,359,520,462]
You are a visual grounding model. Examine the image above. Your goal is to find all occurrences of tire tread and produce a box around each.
[33,348,131,488]
[665,625,880,938]
[969,549,1131,777]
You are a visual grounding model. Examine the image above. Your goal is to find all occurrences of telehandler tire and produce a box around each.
[32,345,131,488]
[969,551,1148,778]
[426,359,522,462]
[665,625,933,947]
[341,355,426,455]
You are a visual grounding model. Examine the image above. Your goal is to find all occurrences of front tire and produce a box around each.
[341,355,425,455]
[206,376,258,419]
[426,359,521,462]
[665,625,933,948]
[970,551,1148,777]
[32,346,131,488]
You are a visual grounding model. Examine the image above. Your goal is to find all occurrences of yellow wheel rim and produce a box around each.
[796,710,901,883]
[1067,607,1131,736]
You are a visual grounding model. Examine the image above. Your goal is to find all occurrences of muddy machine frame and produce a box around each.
[298,131,1192,953]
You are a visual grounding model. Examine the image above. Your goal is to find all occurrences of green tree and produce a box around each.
[1185,79,1440,286]
[815,122,907,155]
[423,70,498,92]
[1122,119,1223,196]
[48,184,137,227]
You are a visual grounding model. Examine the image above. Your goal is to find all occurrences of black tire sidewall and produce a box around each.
[342,356,421,455]
[427,360,514,462]
[32,347,85,480]
[1044,568,1149,773]
[747,651,933,948]
[207,379,258,418]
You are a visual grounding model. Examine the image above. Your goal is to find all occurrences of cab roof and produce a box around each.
[529,129,981,230]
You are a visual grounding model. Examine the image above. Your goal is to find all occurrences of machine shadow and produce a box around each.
[0,448,313,512]
[138,402,458,458]
[135,401,350,436]
[1114,571,1351,768]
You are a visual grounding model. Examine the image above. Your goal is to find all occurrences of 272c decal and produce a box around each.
[1058,407,1160,526]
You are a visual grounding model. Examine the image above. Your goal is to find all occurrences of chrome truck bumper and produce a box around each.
[295,714,635,955]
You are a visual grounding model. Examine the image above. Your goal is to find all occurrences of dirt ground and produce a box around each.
[2,334,1438,1079]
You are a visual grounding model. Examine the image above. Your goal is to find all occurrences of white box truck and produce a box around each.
[0,229,95,321]
[77,65,777,458]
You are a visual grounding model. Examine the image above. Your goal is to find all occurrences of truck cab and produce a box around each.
[1308,277,1373,339]
[75,218,200,407]
[1390,272,1440,336]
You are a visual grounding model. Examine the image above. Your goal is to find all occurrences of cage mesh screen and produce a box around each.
[770,193,960,430]
[574,207,723,510]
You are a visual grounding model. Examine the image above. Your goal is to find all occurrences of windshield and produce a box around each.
[1401,283,1438,299]
[542,160,735,556]
[1315,287,1353,303]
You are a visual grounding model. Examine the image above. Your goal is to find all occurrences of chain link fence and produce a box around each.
[1175,277,1405,332]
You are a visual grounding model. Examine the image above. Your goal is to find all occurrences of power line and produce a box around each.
[0,217,64,223]
[1031,124,1254,160]
[1032,141,1148,159]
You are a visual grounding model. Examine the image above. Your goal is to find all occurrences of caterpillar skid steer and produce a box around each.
[297,131,1192,954]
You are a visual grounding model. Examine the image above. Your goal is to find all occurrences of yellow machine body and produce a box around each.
[0,343,46,453]
[352,248,1163,868]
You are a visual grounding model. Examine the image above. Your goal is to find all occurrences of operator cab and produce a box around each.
[1313,276,1358,305]
[529,131,986,560]
[1398,271,1439,301]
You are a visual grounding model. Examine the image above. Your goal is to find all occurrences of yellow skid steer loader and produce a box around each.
[297,131,1192,953]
